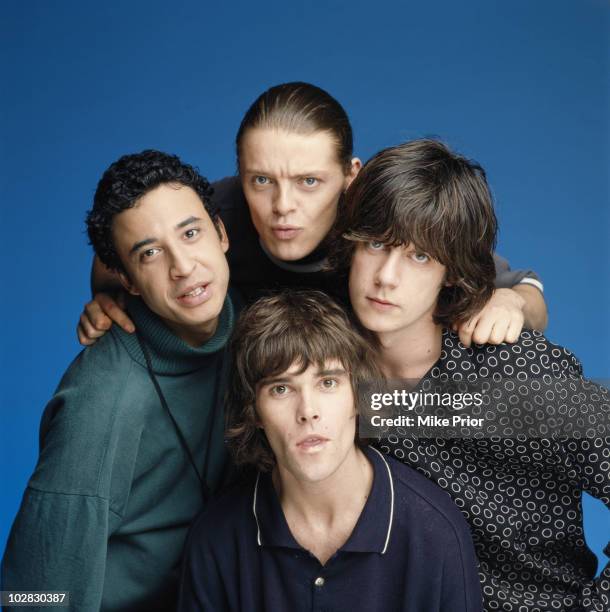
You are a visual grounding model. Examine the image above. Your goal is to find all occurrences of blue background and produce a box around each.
[1,0,608,571]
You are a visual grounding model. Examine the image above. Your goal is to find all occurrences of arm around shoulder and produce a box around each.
[513,283,547,331]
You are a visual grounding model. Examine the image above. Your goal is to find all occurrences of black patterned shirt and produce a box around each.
[376,330,610,612]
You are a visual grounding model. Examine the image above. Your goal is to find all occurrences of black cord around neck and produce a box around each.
[136,332,226,502]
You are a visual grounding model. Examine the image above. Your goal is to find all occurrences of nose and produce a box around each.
[375,248,401,288]
[272,184,296,217]
[168,245,196,279]
[296,389,320,424]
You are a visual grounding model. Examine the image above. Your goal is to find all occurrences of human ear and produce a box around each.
[215,218,230,254]
[344,157,362,190]
[118,270,140,296]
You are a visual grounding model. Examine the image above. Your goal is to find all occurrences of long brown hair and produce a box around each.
[330,139,498,327]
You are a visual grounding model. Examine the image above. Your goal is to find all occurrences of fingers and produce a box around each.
[96,293,135,333]
[75,292,135,347]
[485,318,510,345]
[458,308,524,347]
[505,315,524,344]
[458,317,477,348]
[457,288,526,347]
[77,322,96,346]
[77,312,106,346]
[470,315,496,346]
[84,301,112,332]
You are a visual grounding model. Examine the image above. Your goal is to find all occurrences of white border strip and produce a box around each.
[252,472,262,546]
[369,446,395,554]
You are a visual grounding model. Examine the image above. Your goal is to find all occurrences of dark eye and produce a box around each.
[320,378,338,390]
[140,247,161,261]
[184,228,199,239]
[270,384,289,396]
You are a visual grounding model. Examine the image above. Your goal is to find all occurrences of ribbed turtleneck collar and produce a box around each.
[258,238,329,274]
[113,293,235,375]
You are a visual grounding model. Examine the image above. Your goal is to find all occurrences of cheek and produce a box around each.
[302,190,338,224]
[245,193,268,223]
[349,254,369,290]
[140,281,169,306]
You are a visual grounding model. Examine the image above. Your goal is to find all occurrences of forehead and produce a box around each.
[240,128,342,176]
[112,183,209,240]
[271,358,347,380]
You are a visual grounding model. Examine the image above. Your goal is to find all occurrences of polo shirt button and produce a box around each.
[314,576,325,587]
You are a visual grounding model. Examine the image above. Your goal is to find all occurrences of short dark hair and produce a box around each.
[330,139,498,327]
[86,149,218,272]
[235,82,353,173]
[226,290,380,472]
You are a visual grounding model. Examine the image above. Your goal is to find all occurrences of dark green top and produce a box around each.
[2,292,237,611]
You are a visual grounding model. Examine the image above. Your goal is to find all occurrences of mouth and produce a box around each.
[366,296,397,310]
[176,283,212,307]
[271,225,302,240]
[296,435,329,451]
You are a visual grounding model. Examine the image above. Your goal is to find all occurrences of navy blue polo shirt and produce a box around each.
[178,446,482,612]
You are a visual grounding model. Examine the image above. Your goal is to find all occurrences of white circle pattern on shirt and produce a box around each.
[377,330,610,612]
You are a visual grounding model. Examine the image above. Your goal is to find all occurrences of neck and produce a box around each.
[165,316,219,347]
[377,317,443,380]
[275,446,372,534]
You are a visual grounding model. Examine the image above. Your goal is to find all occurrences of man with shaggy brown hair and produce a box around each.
[336,139,610,612]
[178,290,483,612]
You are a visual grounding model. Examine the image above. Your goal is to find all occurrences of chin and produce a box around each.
[266,240,313,262]
[353,307,387,331]
[296,465,336,484]
[183,293,225,325]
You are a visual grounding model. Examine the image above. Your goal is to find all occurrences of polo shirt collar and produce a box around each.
[252,445,395,555]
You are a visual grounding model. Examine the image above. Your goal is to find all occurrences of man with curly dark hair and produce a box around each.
[2,150,237,611]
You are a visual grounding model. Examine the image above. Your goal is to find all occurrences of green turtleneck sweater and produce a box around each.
[2,292,237,611]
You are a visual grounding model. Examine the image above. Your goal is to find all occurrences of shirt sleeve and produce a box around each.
[1,489,112,611]
[1,347,136,612]
[565,378,610,612]
[493,252,544,292]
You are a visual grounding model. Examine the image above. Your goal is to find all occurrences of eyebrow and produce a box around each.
[258,368,347,387]
[316,368,347,377]
[245,169,328,179]
[129,216,203,255]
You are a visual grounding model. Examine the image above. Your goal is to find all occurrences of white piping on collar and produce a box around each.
[369,446,395,555]
[252,472,262,546]
[259,238,328,274]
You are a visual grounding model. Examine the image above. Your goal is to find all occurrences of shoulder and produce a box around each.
[385,453,479,563]
[31,332,147,495]
[438,329,584,379]
[474,330,583,377]
[50,330,136,413]
[185,477,257,554]
[387,453,467,524]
